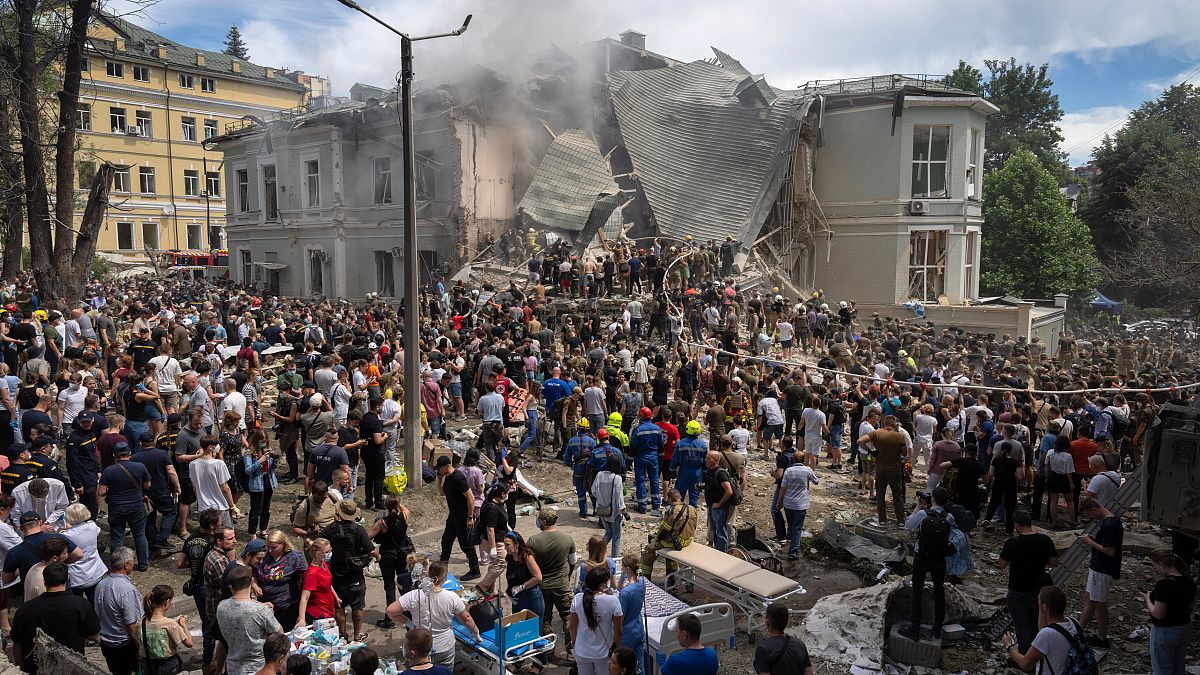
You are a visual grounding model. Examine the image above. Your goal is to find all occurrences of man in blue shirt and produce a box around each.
[98,443,152,570]
[630,407,664,513]
[657,613,718,675]
[670,421,708,508]
[563,420,596,518]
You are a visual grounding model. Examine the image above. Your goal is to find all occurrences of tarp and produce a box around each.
[1091,291,1123,314]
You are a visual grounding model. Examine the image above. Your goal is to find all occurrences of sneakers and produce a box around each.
[375,618,397,629]
[1085,635,1111,649]
[460,569,482,582]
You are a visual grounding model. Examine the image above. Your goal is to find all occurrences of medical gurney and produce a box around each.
[452,611,556,675]
[642,579,734,674]
[658,543,805,640]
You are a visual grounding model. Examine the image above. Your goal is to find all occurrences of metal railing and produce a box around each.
[797,73,961,95]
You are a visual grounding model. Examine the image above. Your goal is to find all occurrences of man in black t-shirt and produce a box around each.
[938,448,983,517]
[320,499,376,641]
[360,399,387,510]
[436,455,480,581]
[753,604,813,675]
[998,511,1058,651]
[1,512,81,598]
[12,562,99,674]
[1078,497,1123,648]
[703,451,734,553]
[307,427,350,492]
[131,432,180,551]
[98,442,152,569]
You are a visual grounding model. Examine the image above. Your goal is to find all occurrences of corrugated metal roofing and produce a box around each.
[95,13,307,93]
[517,129,620,233]
[608,57,813,246]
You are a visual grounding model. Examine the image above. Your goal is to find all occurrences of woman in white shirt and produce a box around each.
[387,560,480,670]
[570,566,623,675]
[331,370,352,427]
[62,503,108,601]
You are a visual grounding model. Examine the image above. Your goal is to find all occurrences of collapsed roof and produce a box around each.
[517,129,622,235]
[607,49,815,245]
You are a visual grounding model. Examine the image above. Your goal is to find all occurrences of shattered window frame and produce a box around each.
[235,169,249,213]
[415,151,436,201]
[908,229,947,302]
[116,221,135,250]
[373,157,392,205]
[374,250,395,297]
[911,124,950,199]
[262,164,279,221]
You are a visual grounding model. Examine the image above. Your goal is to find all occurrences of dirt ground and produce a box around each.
[16,411,1194,675]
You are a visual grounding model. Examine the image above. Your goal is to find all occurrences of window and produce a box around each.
[206,171,221,197]
[183,169,199,197]
[77,161,96,190]
[112,166,131,193]
[374,251,395,296]
[105,61,123,78]
[116,222,135,250]
[178,73,194,89]
[964,231,978,300]
[133,65,150,82]
[373,157,392,204]
[262,165,278,220]
[200,77,216,93]
[77,104,91,131]
[81,57,88,71]
[208,226,224,250]
[419,250,439,285]
[309,251,324,296]
[138,166,156,194]
[241,250,253,284]
[203,119,218,140]
[181,117,196,142]
[187,224,203,250]
[305,159,320,207]
[967,129,981,199]
[141,222,159,250]
[415,151,437,201]
[134,110,152,137]
[236,169,249,212]
[908,230,947,302]
[911,125,950,198]
[109,107,126,133]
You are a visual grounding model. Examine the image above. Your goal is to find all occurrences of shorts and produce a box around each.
[804,436,823,456]
[145,404,165,421]
[1086,569,1113,602]
[333,574,367,610]
[448,382,462,398]
[862,457,876,474]
[178,479,196,505]
[780,339,793,349]
[762,424,783,441]
[1047,473,1071,493]
[160,391,180,410]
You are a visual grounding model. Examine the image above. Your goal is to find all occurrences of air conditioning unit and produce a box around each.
[909,199,929,215]
[125,126,142,136]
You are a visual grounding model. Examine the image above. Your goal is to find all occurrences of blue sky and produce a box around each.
[108,0,1200,166]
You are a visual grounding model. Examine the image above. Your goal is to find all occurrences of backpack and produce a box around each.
[916,510,955,559]
[1045,619,1099,675]
[330,521,372,572]
[1102,410,1129,440]
[938,466,959,498]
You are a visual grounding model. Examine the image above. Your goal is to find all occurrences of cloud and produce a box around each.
[1060,105,1131,166]
[1140,62,1200,94]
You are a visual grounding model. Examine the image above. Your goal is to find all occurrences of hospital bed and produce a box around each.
[658,543,806,640]
[642,579,735,673]
[451,615,556,675]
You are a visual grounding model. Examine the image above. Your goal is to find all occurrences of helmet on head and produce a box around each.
[577,418,590,430]
[608,412,622,425]
[640,406,653,420]
[597,428,609,440]
[685,420,702,435]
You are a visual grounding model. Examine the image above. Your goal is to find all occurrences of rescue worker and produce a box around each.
[605,412,629,455]
[563,419,596,518]
[630,407,665,513]
[670,420,709,508]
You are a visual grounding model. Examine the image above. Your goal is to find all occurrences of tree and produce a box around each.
[223,24,248,60]
[981,58,1066,178]
[0,0,115,306]
[940,60,983,95]
[980,149,1099,299]
[1082,84,1200,255]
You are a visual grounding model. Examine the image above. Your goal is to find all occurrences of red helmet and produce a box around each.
[640,406,653,419]
[597,428,610,440]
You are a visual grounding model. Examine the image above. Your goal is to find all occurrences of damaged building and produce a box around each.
[214,30,1060,341]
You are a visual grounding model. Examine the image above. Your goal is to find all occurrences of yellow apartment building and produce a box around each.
[78,14,316,259]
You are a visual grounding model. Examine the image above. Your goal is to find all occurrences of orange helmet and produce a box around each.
[597,428,610,440]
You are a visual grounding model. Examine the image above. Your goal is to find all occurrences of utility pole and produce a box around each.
[335,1,472,483]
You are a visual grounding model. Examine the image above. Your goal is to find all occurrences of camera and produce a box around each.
[917,492,931,503]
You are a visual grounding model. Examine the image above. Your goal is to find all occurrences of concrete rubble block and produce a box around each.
[1044,527,1171,556]
[821,517,907,565]
[886,622,941,668]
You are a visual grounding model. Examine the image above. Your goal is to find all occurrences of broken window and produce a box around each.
[415,151,436,201]
[305,159,320,207]
[968,129,980,199]
[911,125,950,198]
[373,157,392,204]
[964,231,978,300]
[236,169,249,212]
[374,250,395,296]
[262,165,278,220]
[112,166,131,193]
[77,161,96,190]
[310,250,324,296]
[908,230,947,302]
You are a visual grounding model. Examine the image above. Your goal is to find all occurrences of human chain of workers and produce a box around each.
[0,234,1188,675]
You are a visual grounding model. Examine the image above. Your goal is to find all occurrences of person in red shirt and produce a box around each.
[297,537,342,634]
[656,407,681,489]
[1068,427,1099,512]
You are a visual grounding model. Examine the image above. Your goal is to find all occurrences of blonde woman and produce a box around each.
[255,530,308,631]
[297,538,342,634]
[64,503,108,601]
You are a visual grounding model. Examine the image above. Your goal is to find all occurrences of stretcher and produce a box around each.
[642,579,735,673]
[658,543,805,640]
[451,618,556,675]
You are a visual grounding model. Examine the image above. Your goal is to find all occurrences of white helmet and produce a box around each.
[839,301,848,308]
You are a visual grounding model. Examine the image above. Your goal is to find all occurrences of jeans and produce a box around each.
[707,504,730,552]
[124,420,149,448]
[909,557,946,631]
[784,507,807,557]
[601,517,622,558]
[248,484,274,536]
[675,468,702,508]
[634,454,661,510]
[512,585,544,618]
[100,641,139,675]
[109,505,149,568]
[145,492,178,547]
[771,485,788,540]
[876,469,905,523]
[1008,590,1039,651]
[196,584,215,665]
[829,422,844,449]
[1150,623,1191,675]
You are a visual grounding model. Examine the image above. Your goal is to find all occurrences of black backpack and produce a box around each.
[329,521,372,572]
[1102,410,1129,441]
[916,510,955,559]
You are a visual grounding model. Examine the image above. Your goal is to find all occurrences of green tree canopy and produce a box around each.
[223,24,249,59]
[981,58,1066,177]
[981,149,1099,299]
[940,60,983,95]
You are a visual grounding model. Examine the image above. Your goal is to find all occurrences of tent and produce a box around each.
[1090,292,1123,314]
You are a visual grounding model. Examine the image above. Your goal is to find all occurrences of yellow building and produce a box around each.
[78,14,313,258]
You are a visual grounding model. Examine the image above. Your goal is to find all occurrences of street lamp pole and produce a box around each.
[335,1,471,484]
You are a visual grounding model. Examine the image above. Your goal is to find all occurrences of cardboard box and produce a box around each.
[423,439,454,465]
[489,609,540,648]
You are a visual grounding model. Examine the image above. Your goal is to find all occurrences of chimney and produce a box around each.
[155,46,167,58]
[114,38,126,51]
[231,61,241,73]
[265,67,275,79]
[196,53,205,67]
[1053,293,1069,310]
[619,30,646,50]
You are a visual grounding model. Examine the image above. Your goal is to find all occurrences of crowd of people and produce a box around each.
[0,233,1189,675]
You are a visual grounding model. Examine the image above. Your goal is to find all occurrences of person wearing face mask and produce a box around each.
[297,537,342,633]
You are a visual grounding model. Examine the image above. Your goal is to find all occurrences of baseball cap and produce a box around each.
[243,539,268,556]
[138,431,155,444]
[75,411,95,424]
[18,511,41,526]
[302,380,316,389]
[113,441,131,455]
[435,455,452,468]
[31,436,53,449]
[6,443,29,458]
[167,412,184,426]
